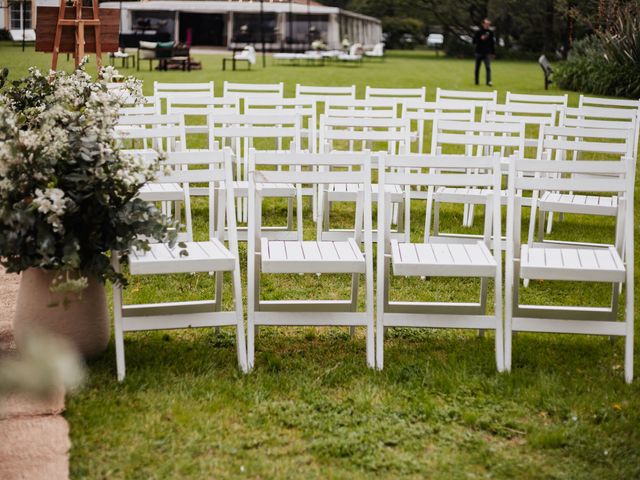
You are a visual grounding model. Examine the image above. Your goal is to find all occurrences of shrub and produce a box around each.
[556,4,640,98]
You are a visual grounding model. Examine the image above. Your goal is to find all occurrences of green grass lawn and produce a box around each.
[1,43,639,479]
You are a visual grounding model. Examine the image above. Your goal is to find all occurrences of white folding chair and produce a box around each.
[318,115,412,241]
[167,96,240,150]
[401,100,475,154]
[376,153,503,371]
[579,95,640,110]
[295,84,356,103]
[111,148,248,380]
[527,125,635,251]
[506,92,568,107]
[244,97,317,153]
[115,114,192,238]
[223,81,284,105]
[365,86,426,102]
[435,88,498,114]
[210,113,303,239]
[247,150,374,369]
[428,120,525,239]
[153,81,215,112]
[505,156,634,383]
[482,102,559,153]
[324,97,399,119]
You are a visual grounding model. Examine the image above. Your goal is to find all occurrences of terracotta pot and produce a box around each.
[14,268,109,359]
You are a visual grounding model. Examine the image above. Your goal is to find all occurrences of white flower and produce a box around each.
[33,188,72,233]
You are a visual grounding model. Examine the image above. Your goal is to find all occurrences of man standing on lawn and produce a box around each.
[473,18,495,86]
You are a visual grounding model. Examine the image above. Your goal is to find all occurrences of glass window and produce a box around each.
[131,11,175,40]
[288,14,328,45]
[233,13,277,43]
[10,2,31,30]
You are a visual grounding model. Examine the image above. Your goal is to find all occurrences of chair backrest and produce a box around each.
[151,146,238,241]
[560,106,639,156]
[210,114,302,179]
[319,115,411,154]
[506,157,634,255]
[378,153,502,252]
[295,84,356,103]
[432,119,525,158]
[482,102,558,154]
[579,95,640,109]
[402,100,476,153]
[167,96,240,147]
[248,150,372,241]
[435,88,498,110]
[537,124,635,161]
[153,81,215,99]
[506,92,568,107]
[153,82,215,113]
[365,86,426,102]
[115,113,186,152]
[324,97,399,119]
[120,104,160,116]
[349,43,362,56]
[223,81,284,100]
[244,97,317,152]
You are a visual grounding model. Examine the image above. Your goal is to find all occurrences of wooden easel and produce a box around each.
[51,0,102,70]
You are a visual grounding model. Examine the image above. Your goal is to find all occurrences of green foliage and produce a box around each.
[556,5,640,98]
[381,17,425,49]
[0,64,175,287]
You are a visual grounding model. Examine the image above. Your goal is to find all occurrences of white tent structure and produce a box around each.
[101,0,382,50]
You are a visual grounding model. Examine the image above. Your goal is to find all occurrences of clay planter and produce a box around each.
[14,268,109,359]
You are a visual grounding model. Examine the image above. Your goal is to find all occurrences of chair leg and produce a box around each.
[112,282,126,381]
[433,200,441,238]
[546,211,554,234]
[424,186,434,243]
[214,271,223,335]
[230,266,248,373]
[537,210,545,243]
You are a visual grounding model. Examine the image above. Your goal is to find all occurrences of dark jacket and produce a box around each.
[473,28,495,55]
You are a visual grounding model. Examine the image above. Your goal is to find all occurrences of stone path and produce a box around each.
[0,268,71,480]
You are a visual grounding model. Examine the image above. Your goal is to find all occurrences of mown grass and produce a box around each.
[1,43,639,479]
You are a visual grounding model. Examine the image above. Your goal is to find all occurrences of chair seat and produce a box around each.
[520,245,625,282]
[327,183,404,202]
[391,240,496,277]
[139,182,184,202]
[129,240,236,275]
[261,238,365,274]
[229,181,297,197]
[539,192,617,216]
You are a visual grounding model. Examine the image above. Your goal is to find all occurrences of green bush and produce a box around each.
[556,5,640,98]
[382,17,424,50]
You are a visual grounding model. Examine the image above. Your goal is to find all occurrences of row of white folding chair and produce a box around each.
[112,147,247,380]
[115,150,633,382]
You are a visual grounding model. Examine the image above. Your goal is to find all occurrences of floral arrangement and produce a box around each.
[0,63,174,289]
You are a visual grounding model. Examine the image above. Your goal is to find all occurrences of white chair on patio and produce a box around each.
[111,148,248,380]
[247,150,374,369]
[505,156,634,383]
[376,152,504,371]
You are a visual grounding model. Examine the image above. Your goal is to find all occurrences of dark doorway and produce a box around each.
[179,13,226,46]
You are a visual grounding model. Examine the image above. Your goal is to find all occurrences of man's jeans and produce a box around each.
[475,54,492,85]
